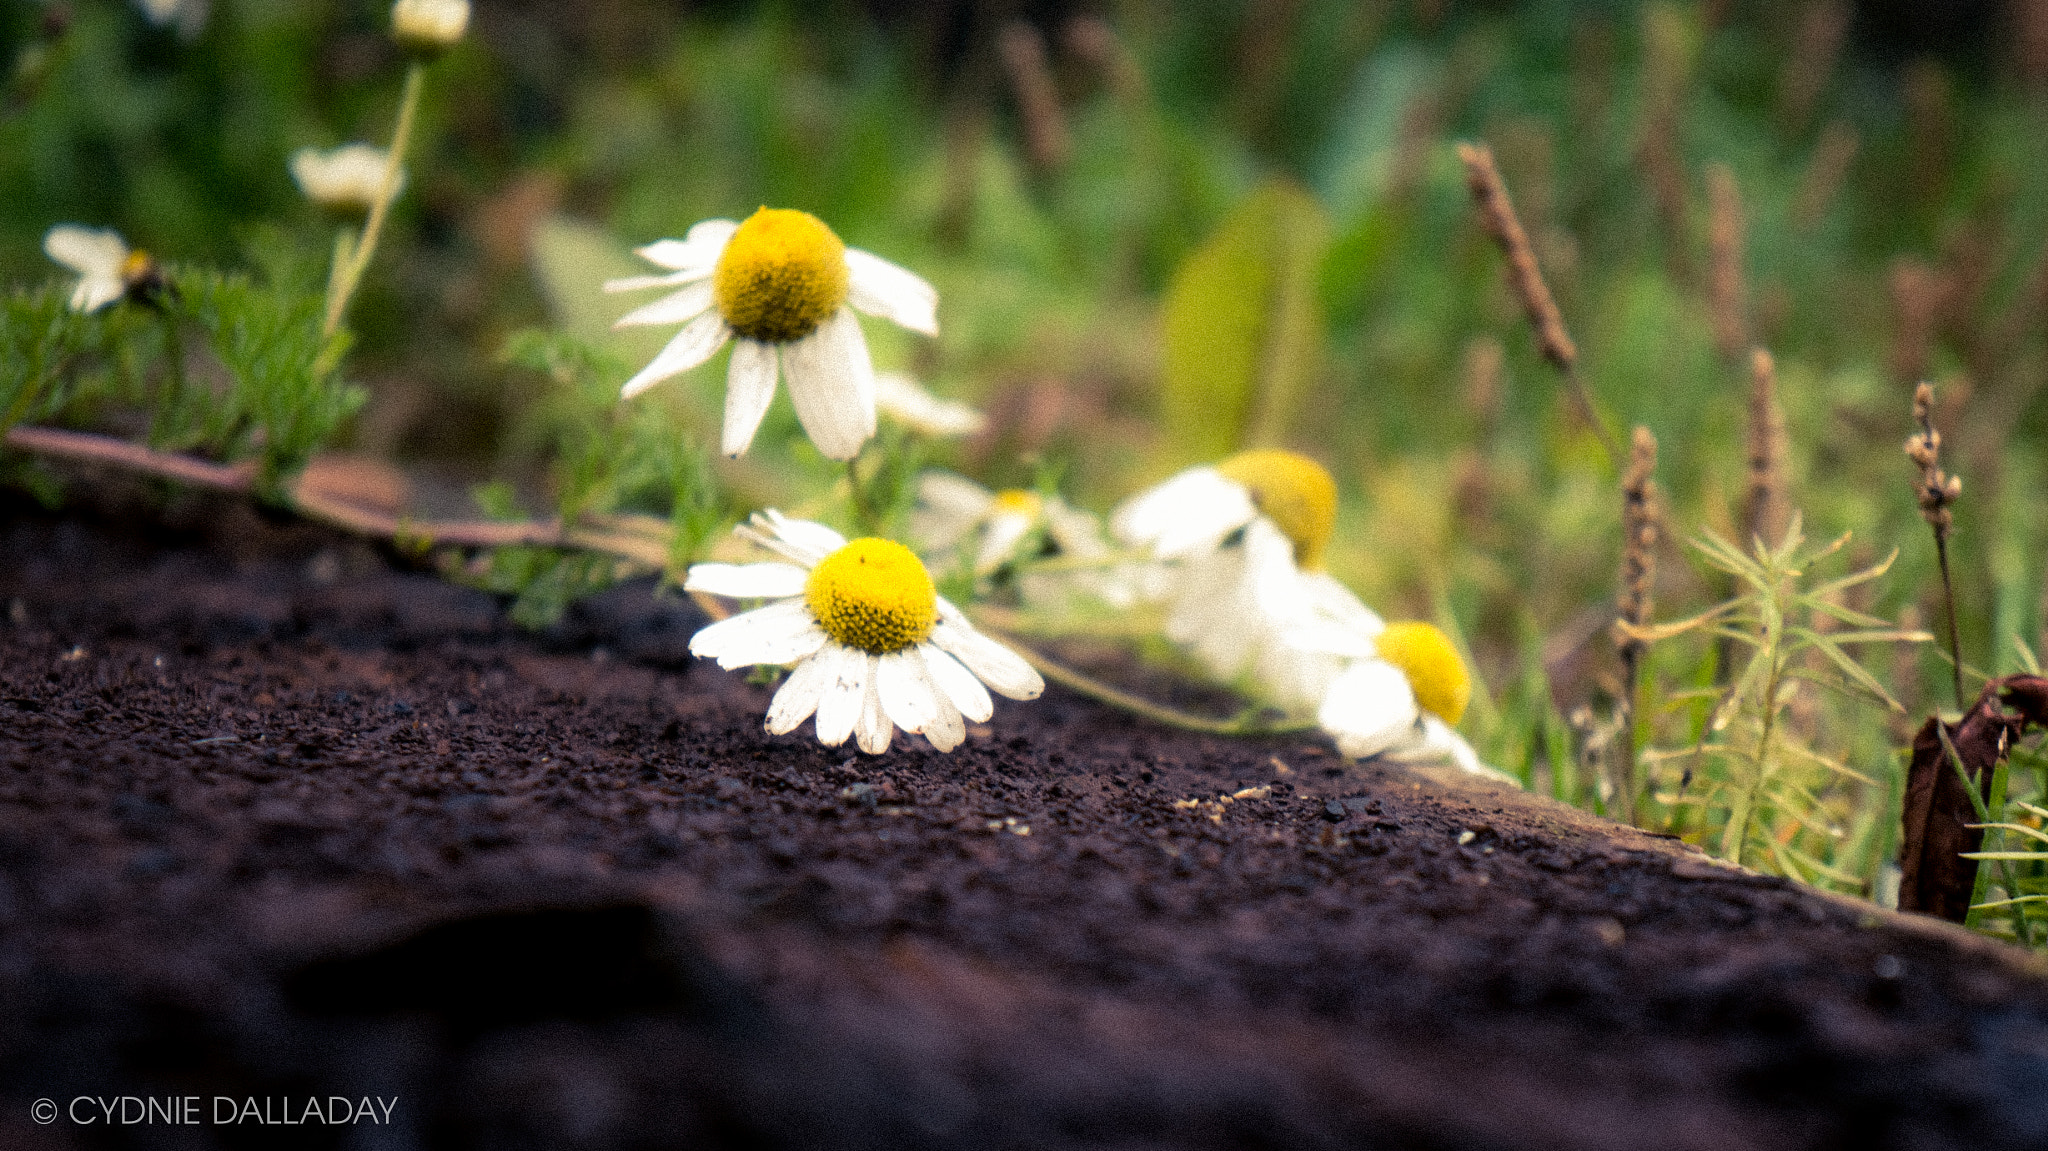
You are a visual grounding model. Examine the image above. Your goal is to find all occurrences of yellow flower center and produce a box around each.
[1216,449,1337,570]
[991,489,1042,518]
[805,538,938,655]
[1373,621,1470,726]
[712,207,850,344]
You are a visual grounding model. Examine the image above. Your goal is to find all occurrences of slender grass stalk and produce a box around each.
[1906,381,1965,711]
[1456,140,1620,465]
[1706,166,1748,363]
[1614,426,1661,824]
[323,62,425,338]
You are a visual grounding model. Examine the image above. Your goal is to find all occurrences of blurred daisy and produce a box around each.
[391,0,469,53]
[685,511,1043,754]
[1298,619,1510,782]
[137,0,208,37]
[291,144,402,215]
[909,473,1100,574]
[1111,449,1381,711]
[875,371,985,437]
[43,225,160,314]
[606,209,939,461]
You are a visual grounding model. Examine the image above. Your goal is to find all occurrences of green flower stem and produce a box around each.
[973,618,1315,738]
[322,61,425,338]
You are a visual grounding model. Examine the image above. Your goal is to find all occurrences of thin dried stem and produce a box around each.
[4,425,257,491]
[1706,164,1749,363]
[1777,0,1848,132]
[1743,348,1790,549]
[1613,426,1662,824]
[1457,140,1619,463]
[997,21,1070,173]
[1792,121,1858,230]
[1906,382,1965,711]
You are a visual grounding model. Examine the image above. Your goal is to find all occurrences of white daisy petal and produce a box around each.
[758,510,848,562]
[781,307,876,461]
[688,600,826,670]
[876,649,937,737]
[1302,572,1385,636]
[918,653,967,752]
[604,268,706,294]
[635,220,738,271]
[682,561,809,600]
[722,339,781,457]
[620,311,731,399]
[765,652,836,735]
[846,248,940,336]
[613,280,716,329]
[44,225,127,279]
[974,510,1037,574]
[814,647,871,747]
[1381,714,1510,781]
[1110,467,1259,558]
[1319,660,1420,760]
[874,372,983,437]
[919,643,993,723]
[856,668,892,754]
[932,601,1043,700]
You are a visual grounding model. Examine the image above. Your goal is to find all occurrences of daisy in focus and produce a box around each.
[1110,449,1382,712]
[1294,618,1512,783]
[685,511,1043,754]
[43,225,162,314]
[605,209,940,461]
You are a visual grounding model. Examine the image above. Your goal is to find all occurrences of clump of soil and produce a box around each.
[3,497,2047,1151]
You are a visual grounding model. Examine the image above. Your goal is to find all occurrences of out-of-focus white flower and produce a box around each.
[391,0,469,53]
[290,144,403,215]
[908,474,1093,574]
[1112,449,1380,712]
[1296,619,1511,782]
[605,209,939,461]
[43,225,157,314]
[684,511,1043,754]
[136,0,208,37]
[874,371,985,437]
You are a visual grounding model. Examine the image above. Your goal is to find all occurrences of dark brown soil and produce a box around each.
[4,497,2048,1151]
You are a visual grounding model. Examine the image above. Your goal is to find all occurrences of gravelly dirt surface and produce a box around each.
[3,499,2048,1151]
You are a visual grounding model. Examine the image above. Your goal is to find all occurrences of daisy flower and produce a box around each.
[909,473,1103,576]
[605,209,939,462]
[874,371,986,438]
[43,225,159,314]
[1300,619,1511,782]
[391,0,469,53]
[1110,449,1381,712]
[291,144,402,215]
[685,511,1043,755]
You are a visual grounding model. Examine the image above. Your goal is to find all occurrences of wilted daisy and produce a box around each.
[685,511,1043,754]
[875,371,985,437]
[605,209,939,461]
[1298,619,1509,782]
[291,144,402,215]
[1111,449,1381,711]
[43,225,161,313]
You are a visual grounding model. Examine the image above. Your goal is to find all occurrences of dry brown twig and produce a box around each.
[1456,140,1620,464]
[1906,381,1965,711]
[1612,426,1662,824]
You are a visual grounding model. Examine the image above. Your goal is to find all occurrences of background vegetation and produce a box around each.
[8,0,2048,924]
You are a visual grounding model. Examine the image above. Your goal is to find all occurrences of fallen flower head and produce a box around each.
[1296,619,1509,782]
[606,209,939,461]
[43,225,164,313]
[685,511,1043,754]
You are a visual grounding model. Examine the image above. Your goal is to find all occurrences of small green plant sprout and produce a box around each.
[1628,516,1929,876]
[1964,796,2048,948]
[604,209,940,462]
[682,511,1044,755]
